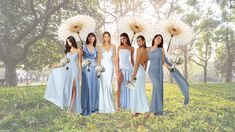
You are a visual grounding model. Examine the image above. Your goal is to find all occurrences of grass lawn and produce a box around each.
[0,83,234,131]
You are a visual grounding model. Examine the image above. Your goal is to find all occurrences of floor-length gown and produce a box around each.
[119,49,133,110]
[44,52,82,113]
[148,48,189,115]
[81,45,99,116]
[130,65,149,113]
[148,48,164,115]
[99,46,115,113]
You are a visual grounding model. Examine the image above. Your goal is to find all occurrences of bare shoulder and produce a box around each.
[130,46,135,52]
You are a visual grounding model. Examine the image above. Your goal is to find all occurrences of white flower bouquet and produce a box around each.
[126,77,137,90]
[95,65,105,78]
[59,58,70,70]
[168,50,183,72]
[82,59,91,72]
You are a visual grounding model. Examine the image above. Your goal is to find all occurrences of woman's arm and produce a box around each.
[132,48,141,80]
[117,46,120,72]
[130,47,135,67]
[144,50,148,71]
[113,45,118,75]
[78,49,82,70]
[97,46,102,65]
[162,48,170,68]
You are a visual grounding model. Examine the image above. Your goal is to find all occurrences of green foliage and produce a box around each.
[186,0,198,7]
[0,83,234,131]
[20,39,64,71]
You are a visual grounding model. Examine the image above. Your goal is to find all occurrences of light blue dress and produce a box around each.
[119,49,133,110]
[99,46,115,113]
[44,52,82,113]
[148,48,189,115]
[81,45,99,116]
[130,65,149,113]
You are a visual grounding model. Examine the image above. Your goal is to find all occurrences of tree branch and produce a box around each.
[29,0,38,21]
[191,58,205,67]
[14,0,68,45]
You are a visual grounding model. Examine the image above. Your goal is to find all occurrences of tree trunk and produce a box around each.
[204,62,207,83]
[5,60,17,86]
[183,48,188,80]
[225,41,232,82]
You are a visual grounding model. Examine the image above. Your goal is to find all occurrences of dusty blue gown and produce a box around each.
[81,45,100,116]
[148,48,189,115]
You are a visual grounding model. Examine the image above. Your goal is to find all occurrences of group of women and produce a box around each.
[44,31,189,117]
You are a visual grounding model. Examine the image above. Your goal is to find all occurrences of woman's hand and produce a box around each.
[131,74,136,81]
[52,64,58,69]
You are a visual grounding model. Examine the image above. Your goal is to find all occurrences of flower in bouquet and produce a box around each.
[60,58,70,70]
[126,77,137,90]
[82,59,91,72]
[168,50,183,72]
[95,65,105,78]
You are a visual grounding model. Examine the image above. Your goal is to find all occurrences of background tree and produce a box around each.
[214,0,235,82]
[0,0,105,86]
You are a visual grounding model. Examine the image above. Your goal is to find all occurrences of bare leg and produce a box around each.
[69,80,76,112]
[116,85,121,111]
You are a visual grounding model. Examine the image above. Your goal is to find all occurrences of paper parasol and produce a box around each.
[58,15,96,45]
[118,15,155,44]
[156,18,193,51]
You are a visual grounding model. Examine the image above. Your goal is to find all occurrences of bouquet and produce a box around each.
[82,59,91,72]
[126,77,137,90]
[168,50,183,72]
[59,58,70,70]
[95,65,105,78]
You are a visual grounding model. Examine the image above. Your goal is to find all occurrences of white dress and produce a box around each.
[99,46,115,113]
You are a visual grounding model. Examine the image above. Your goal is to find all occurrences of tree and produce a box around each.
[0,0,105,86]
[214,1,235,82]
[181,11,200,80]
[0,0,70,86]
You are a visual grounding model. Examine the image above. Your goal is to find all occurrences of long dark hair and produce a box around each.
[120,33,131,46]
[86,32,97,47]
[64,36,78,54]
[137,35,147,48]
[103,31,111,44]
[152,34,163,48]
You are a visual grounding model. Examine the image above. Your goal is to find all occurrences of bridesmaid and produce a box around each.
[44,36,82,113]
[117,33,134,110]
[148,34,189,116]
[130,35,149,116]
[148,34,168,115]
[97,31,117,113]
[81,33,99,116]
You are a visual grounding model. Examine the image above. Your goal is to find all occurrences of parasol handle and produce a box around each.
[130,32,136,45]
[77,32,84,46]
[167,35,173,52]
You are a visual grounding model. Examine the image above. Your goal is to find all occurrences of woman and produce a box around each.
[130,35,149,116]
[148,34,189,115]
[117,33,134,110]
[81,33,100,116]
[98,31,117,113]
[44,36,82,113]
